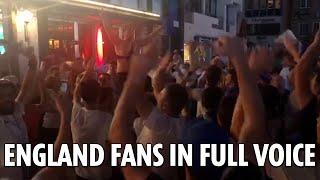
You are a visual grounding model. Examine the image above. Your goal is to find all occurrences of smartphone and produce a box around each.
[60,82,68,93]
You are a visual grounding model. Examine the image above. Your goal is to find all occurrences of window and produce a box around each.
[0,9,5,55]
[246,23,281,35]
[152,0,161,14]
[266,0,281,9]
[313,22,320,32]
[205,0,217,17]
[246,0,254,9]
[267,0,275,8]
[300,23,309,35]
[189,0,202,13]
[259,0,267,9]
[300,0,310,8]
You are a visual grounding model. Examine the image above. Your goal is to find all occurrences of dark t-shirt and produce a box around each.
[182,118,230,179]
[294,97,318,144]
[221,162,269,180]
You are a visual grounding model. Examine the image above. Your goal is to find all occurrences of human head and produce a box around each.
[152,71,175,97]
[0,80,17,115]
[258,84,282,141]
[224,69,238,90]
[79,79,101,106]
[206,65,222,87]
[217,95,237,131]
[157,83,188,117]
[45,75,61,92]
[281,51,296,68]
[47,66,60,77]
[201,87,223,120]
[98,87,114,113]
[98,73,112,88]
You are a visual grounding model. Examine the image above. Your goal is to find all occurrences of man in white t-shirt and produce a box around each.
[0,55,37,179]
[136,83,188,180]
[72,74,112,179]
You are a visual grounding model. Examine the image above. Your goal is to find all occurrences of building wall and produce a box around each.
[291,0,320,45]
[185,0,244,42]
[244,0,284,45]
[107,0,162,14]
[184,0,244,65]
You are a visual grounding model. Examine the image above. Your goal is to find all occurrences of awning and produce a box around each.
[18,0,161,22]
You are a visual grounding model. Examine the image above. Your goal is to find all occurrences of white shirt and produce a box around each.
[136,107,184,180]
[0,103,28,179]
[280,67,291,91]
[71,102,112,179]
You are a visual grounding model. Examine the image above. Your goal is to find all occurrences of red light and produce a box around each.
[97,28,103,65]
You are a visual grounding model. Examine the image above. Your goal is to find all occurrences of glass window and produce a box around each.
[205,0,217,17]
[300,23,309,35]
[152,0,161,14]
[247,23,280,35]
[267,0,275,8]
[313,22,320,32]
[300,0,311,8]
[191,0,202,13]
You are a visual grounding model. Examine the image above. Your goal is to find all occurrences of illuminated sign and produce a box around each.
[55,0,160,18]
[97,27,103,65]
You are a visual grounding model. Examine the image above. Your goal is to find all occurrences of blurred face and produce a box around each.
[46,76,61,92]
[0,86,16,115]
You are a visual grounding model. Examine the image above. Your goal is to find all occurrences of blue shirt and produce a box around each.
[182,118,230,179]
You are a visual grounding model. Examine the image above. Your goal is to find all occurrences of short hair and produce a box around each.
[201,87,223,117]
[206,65,222,87]
[258,84,281,120]
[165,83,188,116]
[221,164,263,180]
[217,95,237,131]
[79,79,100,104]
[0,80,17,93]
[45,75,60,89]
[227,69,238,87]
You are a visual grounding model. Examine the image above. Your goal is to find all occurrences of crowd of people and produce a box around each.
[0,18,320,180]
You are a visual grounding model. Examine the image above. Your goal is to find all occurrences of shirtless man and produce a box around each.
[100,12,163,92]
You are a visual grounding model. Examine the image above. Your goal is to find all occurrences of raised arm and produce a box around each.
[109,38,160,179]
[15,54,37,104]
[134,26,163,47]
[216,37,268,163]
[294,30,320,109]
[100,12,120,45]
[32,92,75,180]
[73,58,95,104]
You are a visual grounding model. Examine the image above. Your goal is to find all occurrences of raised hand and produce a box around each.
[50,90,66,118]
[215,36,246,63]
[283,34,300,61]
[128,37,159,81]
